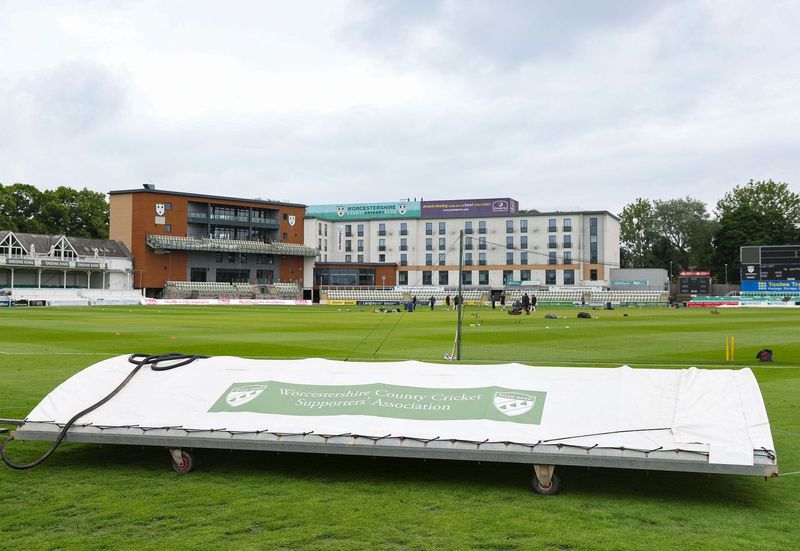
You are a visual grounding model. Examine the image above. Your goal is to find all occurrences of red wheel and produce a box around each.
[171,450,194,474]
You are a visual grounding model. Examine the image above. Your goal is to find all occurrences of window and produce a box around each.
[590,242,598,264]
[465,252,472,266]
[465,236,473,250]
[548,235,557,248]
[478,237,486,250]
[282,213,287,220]
[400,253,407,266]
[548,218,557,232]
[478,220,487,234]
[465,221,473,234]
[478,270,489,285]
[503,270,513,285]
[163,202,172,211]
[506,252,514,265]
[439,222,446,235]
[546,270,556,285]
[215,252,223,263]
[439,271,449,285]
[345,240,352,252]
[479,252,486,265]
[439,253,446,266]
[378,238,386,251]
[563,235,572,248]
[283,232,288,241]
[400,222,408,236]
[378,223,386,236]
[521,270,531,281]
[425,222,433,235]
[506,220,513,233]
[357,239,364,252]
[228,252,236,263]
[399,271,408,285]
[590,269,598,281]
[564,270,575,285]
[318,223,322,236]
[506,235,514,249]
[324,226,327,236]
[563,218,572,232]
[345,224,352,237]
[357,224,364,237]
[520,235,528,249]
[425,253,432,265]
[400,238,407,251]
[358,254,364,263]
[439,237,446,250]
[564,251,572,264]
[520,219,528,233]
[520,251,528,265]
[422,271,432,285]
[426,238,433,250]
[590,217,598,263]
[345,254,352,263]
[379,254,386,262]
[549,252,557,264]
[164,224,172,233]
[462,271,472,285]
[240,253,247,264]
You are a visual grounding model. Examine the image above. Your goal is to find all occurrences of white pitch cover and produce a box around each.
[26,356,775,466]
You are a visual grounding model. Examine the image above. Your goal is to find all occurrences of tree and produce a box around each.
[713,180,800,282]
[619,198,659,268]
[0,183,45,233]
[652,197,715,271]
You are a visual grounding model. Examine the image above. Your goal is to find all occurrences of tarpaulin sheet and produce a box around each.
[26,356,775,466]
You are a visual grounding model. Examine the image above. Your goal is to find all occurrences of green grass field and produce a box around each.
[1,305,798,550]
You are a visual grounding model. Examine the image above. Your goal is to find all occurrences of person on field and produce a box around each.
[500,293,506,311]
[412,295,418,311]
[445,294,451,310]
[531,294,538,312]
[454,294,461,310]
[430,296,435,310]
[521,292,530,315]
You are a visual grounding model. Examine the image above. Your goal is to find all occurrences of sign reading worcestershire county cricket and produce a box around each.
[209,381,547,424]
[306,201,421,221]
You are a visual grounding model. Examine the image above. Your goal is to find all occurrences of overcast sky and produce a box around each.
[1,0,798,215]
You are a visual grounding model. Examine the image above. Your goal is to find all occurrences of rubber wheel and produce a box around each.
[531,472,561,495]
[171,450,194,474]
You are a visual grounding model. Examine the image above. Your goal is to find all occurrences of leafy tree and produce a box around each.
[619,198,659,268]
[652,197,715,271]
[713,180,800,282]
[0,183,45,233]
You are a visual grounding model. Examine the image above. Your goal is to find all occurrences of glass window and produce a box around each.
[520,220,528,232]
[506,220,513,233]
[439,222,446,235]
[400,238,407,251]
[426,238,433,250]
[345,224,352,237]
[590,242,598,264]
[590,269,598,281]
[548,235,557,248]
[506,236,514,249]
[478,270,489,285]
[439,237,446,250]
[378,238,386,251]
[400,253,407,266]
[439,253,446,265]
[439,271,449,285]
[465,236,473,250]
[465,252,472,265]
[164,202,172,211]
[563,218,572,232]
[379,254,385,262]
[479,252,486,265]
[358,254,364,263]
[520,235,528,249]
[345,240,352,252]
[520,270,531,281]
[546,270,556,285]
[520,251,528,265]
[228,252,236,263]
[318,223,322,236]
[503,270,513,285]
[357,224,364,237]
[478,221,487,234]
[563,235,572,248]
[400,222,408,236]
[462,271,472,285]
[564,270,575,285]
[324,225,327,236]
[422,271,432,285]
[425,222,433,235]
[345,254,352,263]
[378,223,386,236]
[465,221,473,234]
[164,224,172,233]
[506,252,514,265]
[399,271,408,285]
[548,218,557,232]
[357,239,364,252]
[564,251,572,264]
[425,253,432,265]
[478,237,486,250]
[549,252,557,264]
[215,252,223,263]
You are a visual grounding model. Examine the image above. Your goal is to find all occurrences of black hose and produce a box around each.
[1,353,207,470]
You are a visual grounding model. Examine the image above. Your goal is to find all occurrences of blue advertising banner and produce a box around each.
[740,280,800,292]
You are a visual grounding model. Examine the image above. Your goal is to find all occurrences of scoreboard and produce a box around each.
[740,244,800,291]
[679,271,711,294]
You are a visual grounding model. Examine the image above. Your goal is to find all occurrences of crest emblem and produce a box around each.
[491,200,509,212]
[397,204,407,215]
[336,206,346,217]
[225,384,266,407]
[747,265,755,274]
[288,215,296,226]
[155,203,166,216]
[493,392,535,417]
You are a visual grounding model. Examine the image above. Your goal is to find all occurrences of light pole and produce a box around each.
[724,263,728,285]
[669,261,672,281]
[381,275,386,290]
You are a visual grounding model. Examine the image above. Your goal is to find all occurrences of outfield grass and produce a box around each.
[0,305,798,550]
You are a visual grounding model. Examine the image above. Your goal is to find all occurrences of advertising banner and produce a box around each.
[307,201,421,221]
[740,280,800,292]
[421,198,519,218]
